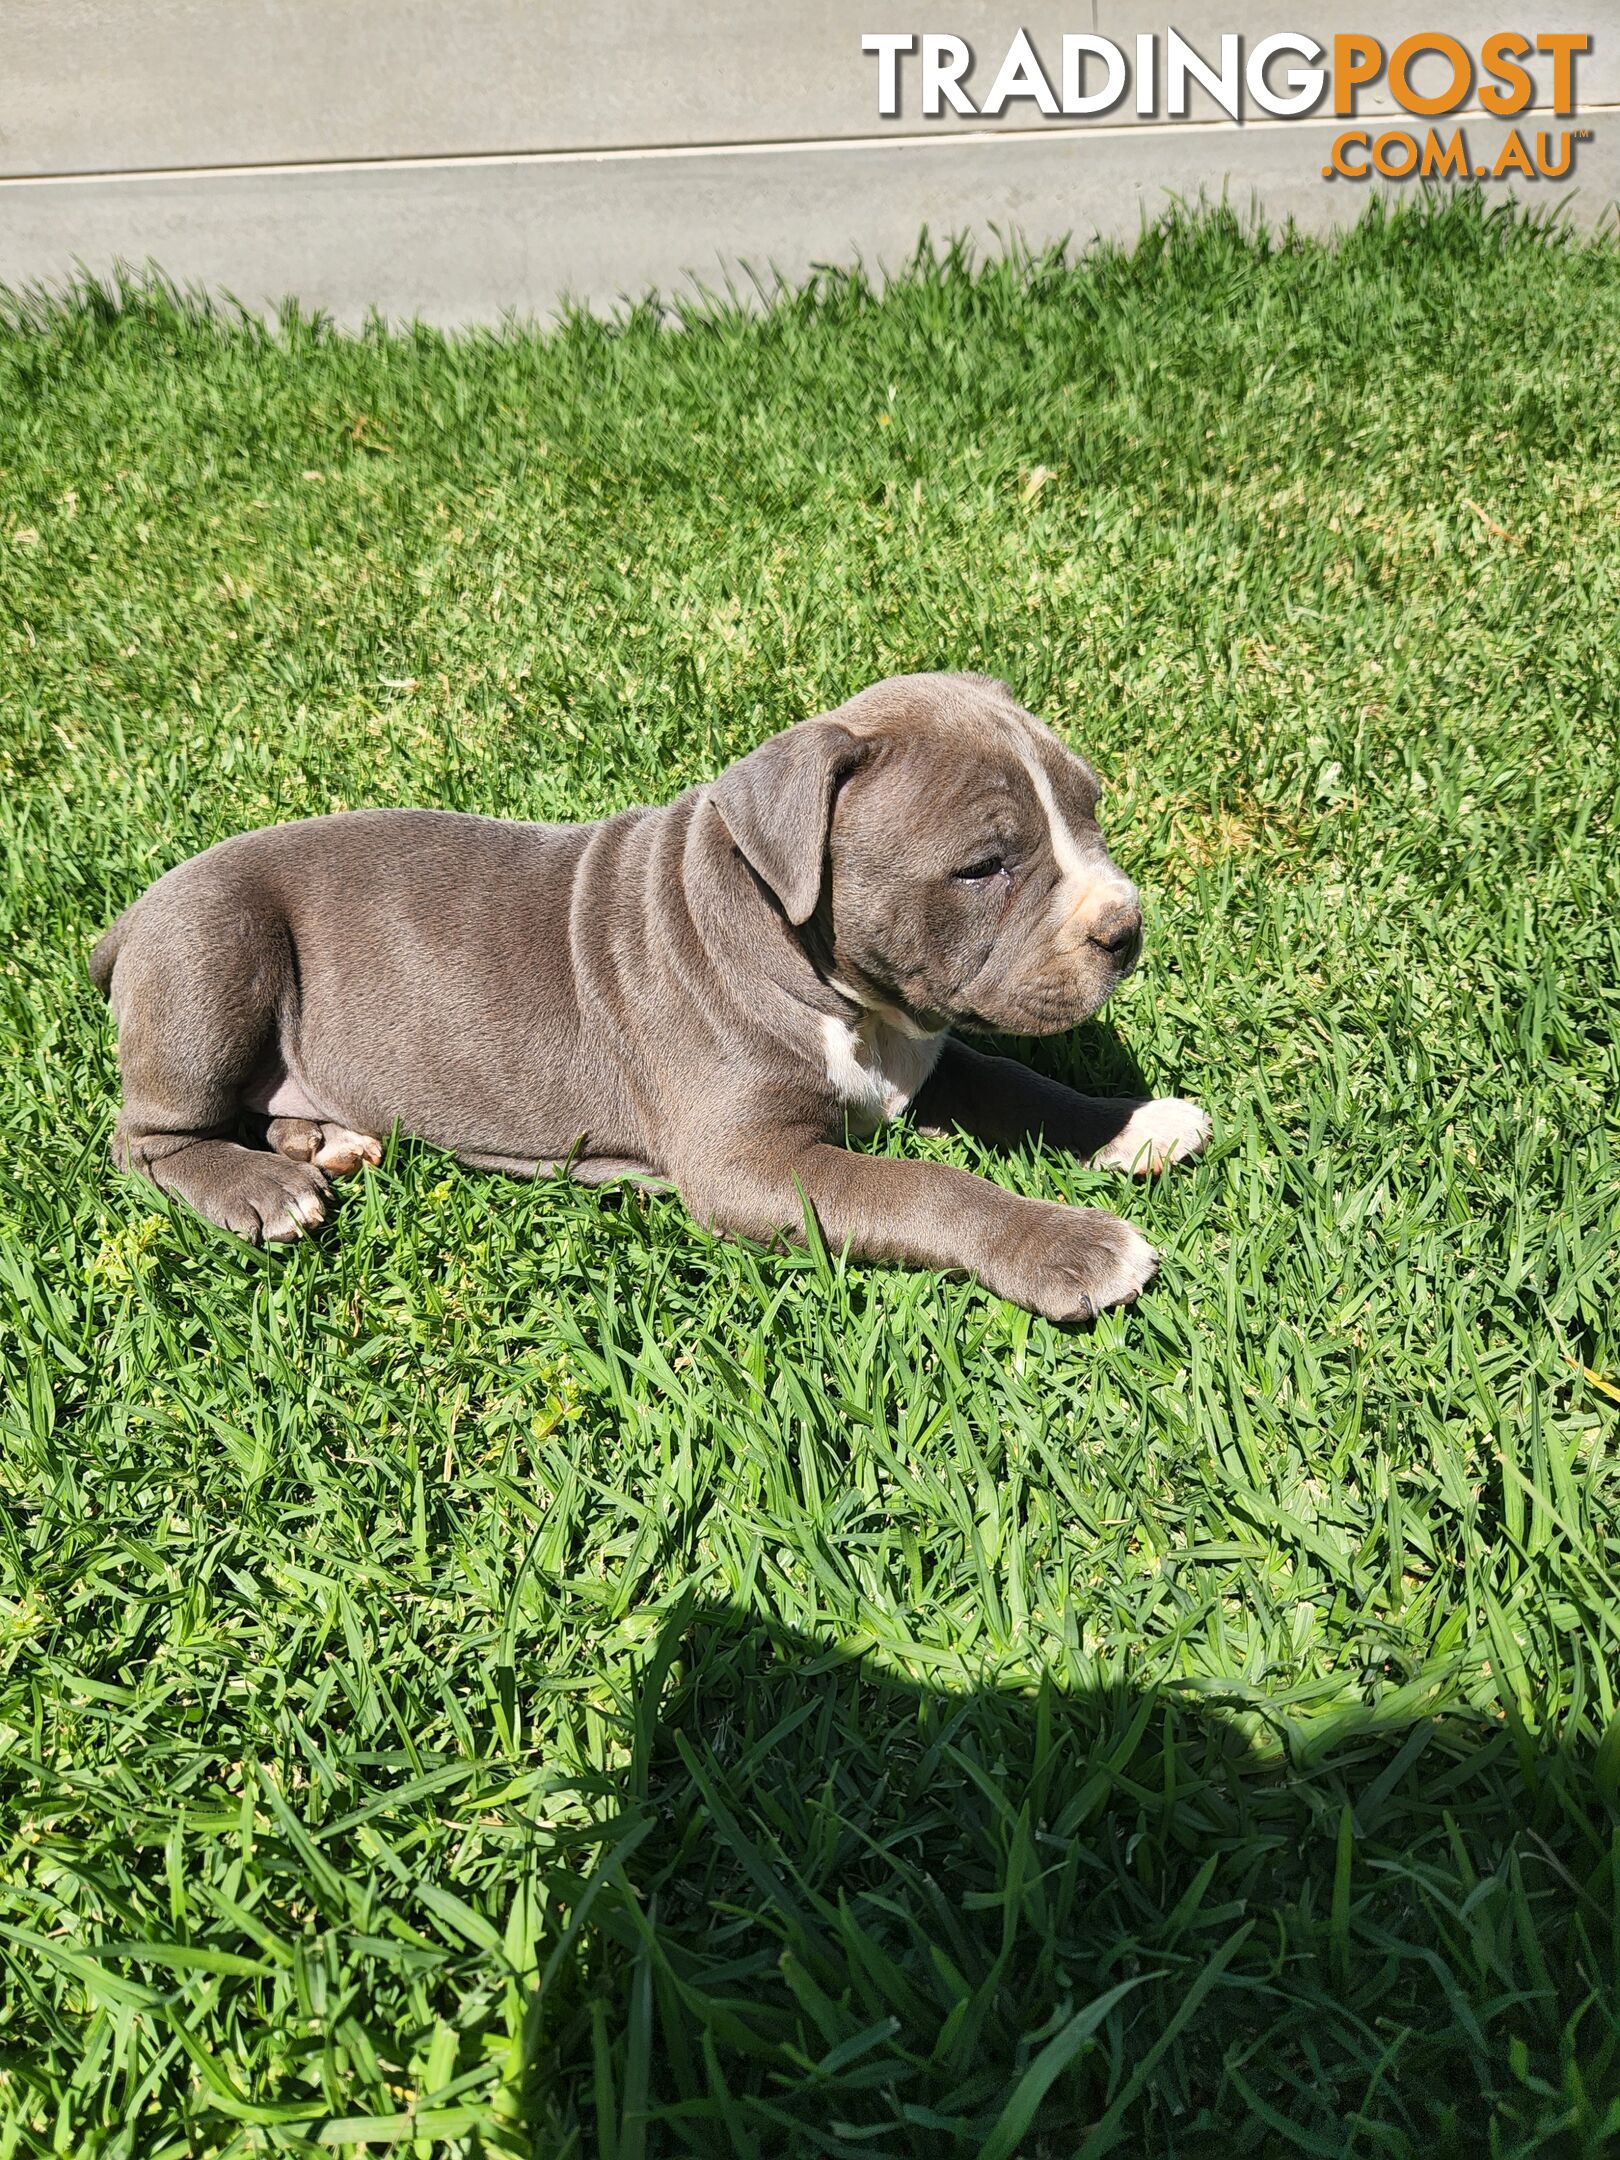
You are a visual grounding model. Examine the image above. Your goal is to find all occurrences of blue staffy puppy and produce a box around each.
[90,672,1210,1320]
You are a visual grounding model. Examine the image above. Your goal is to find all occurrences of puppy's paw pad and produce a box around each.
[312,1127,383,1175]
[1091,1098,1211,1176]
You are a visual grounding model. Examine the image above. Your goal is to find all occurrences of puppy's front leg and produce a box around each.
[914,1038,1211,1177]
[678,1139,1156,1322]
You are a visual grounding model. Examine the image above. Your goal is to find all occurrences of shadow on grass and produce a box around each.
[981,1013,1154,1106]
[522,1598,1620,2158]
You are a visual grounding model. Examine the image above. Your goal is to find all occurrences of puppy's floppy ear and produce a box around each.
[707,716,867,925]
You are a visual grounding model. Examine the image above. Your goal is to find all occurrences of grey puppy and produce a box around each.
[90,672,1210,1320]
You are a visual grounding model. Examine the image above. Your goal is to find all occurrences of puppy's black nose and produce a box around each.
[1089,905,1142,966]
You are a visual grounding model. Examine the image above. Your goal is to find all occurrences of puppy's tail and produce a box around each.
[88,910,130,997]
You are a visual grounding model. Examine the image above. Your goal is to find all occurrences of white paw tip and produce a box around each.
[1094,1098,1212,1176]
[1114,1224,1159,1294]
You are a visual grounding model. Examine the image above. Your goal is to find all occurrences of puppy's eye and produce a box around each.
[953,855,1007,883]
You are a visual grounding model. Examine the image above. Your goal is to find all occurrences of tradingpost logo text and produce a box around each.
[861,30,1595,182]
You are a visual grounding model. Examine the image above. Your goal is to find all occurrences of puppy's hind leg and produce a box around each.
[103,888,330,1245]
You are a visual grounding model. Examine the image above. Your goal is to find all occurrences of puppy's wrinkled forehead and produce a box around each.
[841,673,1101,846]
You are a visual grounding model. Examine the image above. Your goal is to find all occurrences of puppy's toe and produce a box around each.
[254,1164,329,1243]
[266,1116,321,1163]
[1090,1098,1212,1177]
[312,1126,383,1175]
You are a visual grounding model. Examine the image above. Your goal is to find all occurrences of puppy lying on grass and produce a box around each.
[90,672,1209,1320]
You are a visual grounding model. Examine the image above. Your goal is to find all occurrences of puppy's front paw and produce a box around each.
[1089,1098,1211,1177]
[996,1203,1158,1322]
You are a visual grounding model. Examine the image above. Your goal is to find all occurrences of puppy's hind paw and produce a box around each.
[260,1176,329,1244]
[312,1126,383,1176]
[267,1118,382,1177]
[209,1153,330,1245]
[1089,1098,1212,1177]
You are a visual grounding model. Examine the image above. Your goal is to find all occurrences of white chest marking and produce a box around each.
[822,1011,945,1135]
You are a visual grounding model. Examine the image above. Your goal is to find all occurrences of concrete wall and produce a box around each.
[1,4,1616,325]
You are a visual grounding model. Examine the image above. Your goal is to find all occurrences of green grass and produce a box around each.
[2,194,1619,2156]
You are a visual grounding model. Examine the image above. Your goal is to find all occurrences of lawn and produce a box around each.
[2,195,1619,2156]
